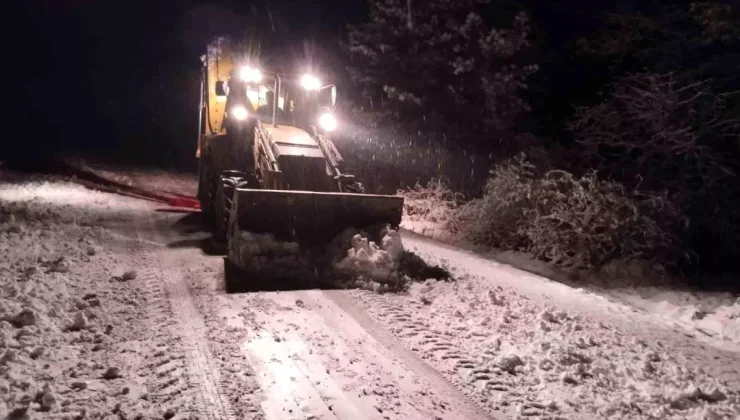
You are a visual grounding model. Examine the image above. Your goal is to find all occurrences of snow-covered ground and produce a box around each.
[403,220,740,352]
[64,158,198,198]
[2,170,739,420]
[359,232,740,419]
[609,288,740,344]
[0,177,192,419]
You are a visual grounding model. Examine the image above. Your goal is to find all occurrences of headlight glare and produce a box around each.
[301,74,321,91]
[240,66,263,83]
[231,106,249,121]
[318,113,337,131]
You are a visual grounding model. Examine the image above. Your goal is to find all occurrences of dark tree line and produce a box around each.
[345,0,536,148]
[344,0,740,281]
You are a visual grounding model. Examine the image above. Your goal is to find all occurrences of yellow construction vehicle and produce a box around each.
[196,38,403,289]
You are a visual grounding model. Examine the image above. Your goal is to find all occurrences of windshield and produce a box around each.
[246,82,318,128]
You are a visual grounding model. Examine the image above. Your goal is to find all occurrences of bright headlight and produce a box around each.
[240,66,263,83]
[231,106,248,121]
[301,74,321,91]
[318,113,337,131]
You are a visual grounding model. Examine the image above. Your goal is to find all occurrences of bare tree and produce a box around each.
[570,72,738,194]
[570,72,740,267]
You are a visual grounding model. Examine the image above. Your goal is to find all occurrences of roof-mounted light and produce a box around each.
[301,74,321,91]
[318,113,337,132]
[240,66,263,83]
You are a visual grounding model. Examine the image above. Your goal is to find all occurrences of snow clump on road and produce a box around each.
[335,228,402,280]
[334,226,449,292]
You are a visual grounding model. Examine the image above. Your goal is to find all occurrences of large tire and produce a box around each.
[198,155,219,223]
[212,181,230,242]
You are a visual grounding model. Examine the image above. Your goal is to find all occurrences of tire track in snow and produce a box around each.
[350,290,574,419]
[118,243,199,413]
[137,270,193,407]
[324,290,500,420]
[135,215,237,420]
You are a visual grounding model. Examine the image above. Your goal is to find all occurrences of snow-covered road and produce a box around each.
[2,174,739,419]
[141,211,487,420]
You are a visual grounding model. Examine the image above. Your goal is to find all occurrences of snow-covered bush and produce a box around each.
[570,72,740,271]
[455,154,536,250]
[408,154,680,270]
[398,178,464,238]
[520,170,678,269]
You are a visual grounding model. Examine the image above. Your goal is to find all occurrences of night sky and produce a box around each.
[9,0,626,167]
[9,0,366,167]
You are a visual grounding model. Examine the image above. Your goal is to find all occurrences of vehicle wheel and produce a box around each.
[198,156,218,223]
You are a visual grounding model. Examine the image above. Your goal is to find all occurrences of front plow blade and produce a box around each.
[224,189,403,292]
[230,188,404,244]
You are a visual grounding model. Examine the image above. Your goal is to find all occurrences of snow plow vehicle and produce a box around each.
[196,38,404,290]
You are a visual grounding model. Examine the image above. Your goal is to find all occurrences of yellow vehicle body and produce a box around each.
[195,37,404,288]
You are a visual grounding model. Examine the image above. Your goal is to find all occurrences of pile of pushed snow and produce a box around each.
[227,227,405,288]
[706,302,740,342]
[335,228,403,281]
[655,298,740,344]
[334,227,450,292]
[227,225,446,292]
[228,226,450,292]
